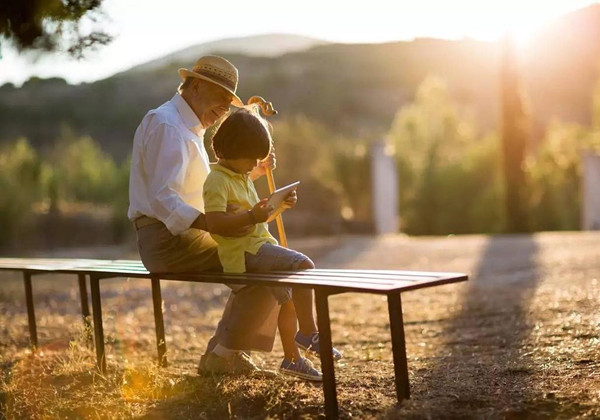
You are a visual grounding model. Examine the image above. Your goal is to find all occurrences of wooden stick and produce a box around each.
[247,96,288,247]
[266,168,288,247]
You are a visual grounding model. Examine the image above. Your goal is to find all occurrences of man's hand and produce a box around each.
[250,152,276,181]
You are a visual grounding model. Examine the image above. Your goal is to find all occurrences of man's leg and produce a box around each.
[206,285,280,354]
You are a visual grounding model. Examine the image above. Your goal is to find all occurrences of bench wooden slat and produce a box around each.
[0,258,106,272]
[0,258,467,294]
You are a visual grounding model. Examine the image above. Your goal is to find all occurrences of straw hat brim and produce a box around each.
[178,68,243,107]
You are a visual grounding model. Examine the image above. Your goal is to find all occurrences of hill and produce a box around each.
[122,33,329,74]
[1,5,600,158]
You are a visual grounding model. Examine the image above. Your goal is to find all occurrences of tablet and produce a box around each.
[266,181,300,210]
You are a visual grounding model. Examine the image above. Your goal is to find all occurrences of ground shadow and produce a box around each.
[393,234,544,418]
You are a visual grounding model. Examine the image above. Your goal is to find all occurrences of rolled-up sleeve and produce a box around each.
[144,123,201,235]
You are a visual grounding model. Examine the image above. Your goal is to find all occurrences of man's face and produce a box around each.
[199,85,234,128]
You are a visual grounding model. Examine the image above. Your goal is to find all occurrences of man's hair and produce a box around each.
[177,77,195,94]
[212,109,272,160]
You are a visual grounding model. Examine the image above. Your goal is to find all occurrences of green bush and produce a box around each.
[48,126,121,204]
[525,120,595,231]
[0,138,45,247]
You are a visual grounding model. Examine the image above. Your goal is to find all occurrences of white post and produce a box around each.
[371,139,399,234]
[582,151,600,230]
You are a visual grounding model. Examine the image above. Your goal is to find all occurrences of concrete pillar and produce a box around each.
[582,151,600,230]
[371,139,399,234]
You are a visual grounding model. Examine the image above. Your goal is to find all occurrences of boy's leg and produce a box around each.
[246,244,318,336]
[291,260,318,335]
[278,300,302,361]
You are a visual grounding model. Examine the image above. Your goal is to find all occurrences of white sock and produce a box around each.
[213,344,236,360]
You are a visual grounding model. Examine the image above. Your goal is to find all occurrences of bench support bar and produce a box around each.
[77,274,92,343]
[387,293,410,401]
[90,275,106,374]
[315,289,338,419]
[151,277,168,367]
[23,272,38,350]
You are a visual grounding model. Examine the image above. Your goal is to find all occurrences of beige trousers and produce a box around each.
[135,222,279,352]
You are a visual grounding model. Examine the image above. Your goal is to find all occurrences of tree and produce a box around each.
[0,0,111,58]
[388,76,504,235]
[500,35,531,232]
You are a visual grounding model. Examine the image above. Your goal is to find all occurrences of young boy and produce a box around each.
[203,108,342,381]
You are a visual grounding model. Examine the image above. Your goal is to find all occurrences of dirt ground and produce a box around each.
[1,232,599,419]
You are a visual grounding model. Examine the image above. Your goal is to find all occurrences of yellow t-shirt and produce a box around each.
[203,163,277,273]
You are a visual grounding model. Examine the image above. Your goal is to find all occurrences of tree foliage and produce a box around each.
[0,138,45,247]
[0,0,111,57]
[388,76,504,234]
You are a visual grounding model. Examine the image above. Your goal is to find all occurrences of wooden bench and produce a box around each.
[0,257,467,419]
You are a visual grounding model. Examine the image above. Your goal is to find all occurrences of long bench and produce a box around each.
[0,257,468,419]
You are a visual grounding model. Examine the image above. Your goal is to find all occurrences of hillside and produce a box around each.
[1,5,600,159]
[122,33,329,74]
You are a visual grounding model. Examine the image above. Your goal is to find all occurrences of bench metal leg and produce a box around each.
[151,277,168,367]
[23,272,38,350]
[90,275,106,374]
[387,293,410,401]
[77,274,92,343]
[315,289,338,419]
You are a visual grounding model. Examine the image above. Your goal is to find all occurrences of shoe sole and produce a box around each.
[279,368,323,382]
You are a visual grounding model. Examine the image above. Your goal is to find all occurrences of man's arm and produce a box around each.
[144,124,201,236]
[205,199,272,235]
[190,210,254,237]
[191,213,208,231]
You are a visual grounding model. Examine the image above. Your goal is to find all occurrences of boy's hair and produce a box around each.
[212,108,272,160]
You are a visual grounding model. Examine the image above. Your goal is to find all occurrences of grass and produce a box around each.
[1,232,600,419]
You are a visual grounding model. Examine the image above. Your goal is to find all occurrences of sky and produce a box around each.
[0,0,598,87]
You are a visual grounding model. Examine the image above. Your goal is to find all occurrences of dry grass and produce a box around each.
[1,232,599,419]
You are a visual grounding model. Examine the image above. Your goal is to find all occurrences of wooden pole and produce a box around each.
[247,96,288,248]
[266,169,288,247]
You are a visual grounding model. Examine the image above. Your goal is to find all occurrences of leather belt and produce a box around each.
[133,215,162,230]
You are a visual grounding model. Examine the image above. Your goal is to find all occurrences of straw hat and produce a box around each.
[178,56,243,106]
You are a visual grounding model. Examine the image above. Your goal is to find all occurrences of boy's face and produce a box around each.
[226,158,261,174]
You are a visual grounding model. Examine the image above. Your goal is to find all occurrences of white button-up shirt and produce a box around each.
[128,93,211,236]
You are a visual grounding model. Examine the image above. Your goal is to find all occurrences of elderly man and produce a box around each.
[128,56,280,374]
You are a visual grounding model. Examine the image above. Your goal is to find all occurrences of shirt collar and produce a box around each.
[210,163,248,180]
[171,93,205,135]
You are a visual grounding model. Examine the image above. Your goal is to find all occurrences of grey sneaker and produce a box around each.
[229,352,261,374]
[279,357,323,382]
[198,351,261,375]
[198,352,229,375]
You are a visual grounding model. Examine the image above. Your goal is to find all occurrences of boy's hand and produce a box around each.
[249,152,276,181]
[281,190,298,209]
[250,198,273,223]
